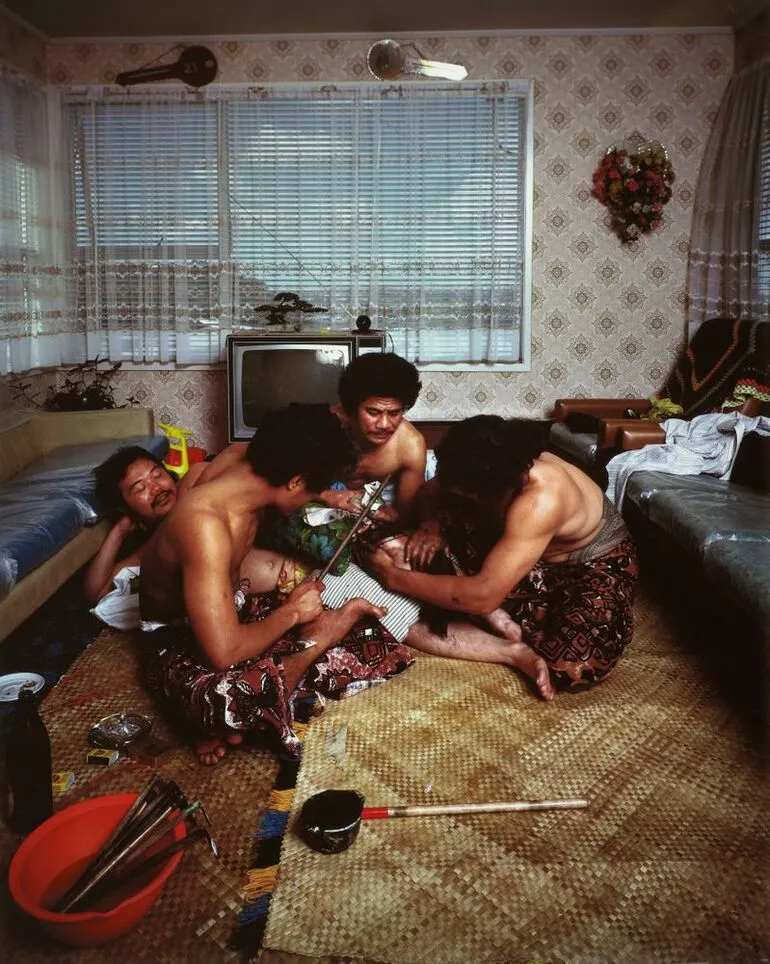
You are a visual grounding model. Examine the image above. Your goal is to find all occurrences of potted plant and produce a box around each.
[253,292,329,331]
[9,358,136,411]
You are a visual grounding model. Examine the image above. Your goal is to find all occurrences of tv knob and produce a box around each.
[355,315,372,332]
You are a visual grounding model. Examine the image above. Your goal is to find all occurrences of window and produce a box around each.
[68,82,532,368]
[1,70,77,374]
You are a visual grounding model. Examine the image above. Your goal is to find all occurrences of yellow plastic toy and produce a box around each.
[159,422,194,478]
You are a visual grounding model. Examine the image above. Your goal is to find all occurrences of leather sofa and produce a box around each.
[0,408,166,644]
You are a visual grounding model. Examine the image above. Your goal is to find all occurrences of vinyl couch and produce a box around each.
[619,427,770,637]
[0,408,166,644]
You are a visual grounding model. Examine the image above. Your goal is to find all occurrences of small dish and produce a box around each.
[0,672,46,702]
[90,712,152,750]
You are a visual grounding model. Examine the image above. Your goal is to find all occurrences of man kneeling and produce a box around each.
[139,404,414,764]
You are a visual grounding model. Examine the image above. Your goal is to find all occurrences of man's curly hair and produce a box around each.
[338,352,422,413]
[93,445,169,521]
[246,403,357,493]
[435,416,552,502]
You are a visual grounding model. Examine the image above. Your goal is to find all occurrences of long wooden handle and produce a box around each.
[362,799,588,819]
[315,473,393,582]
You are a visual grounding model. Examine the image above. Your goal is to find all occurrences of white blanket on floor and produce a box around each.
[605,412,770,510]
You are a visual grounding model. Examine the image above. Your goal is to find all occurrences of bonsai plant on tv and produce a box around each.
[253,292,329,331]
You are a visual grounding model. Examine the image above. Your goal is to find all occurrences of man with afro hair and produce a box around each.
[322,352,428,530]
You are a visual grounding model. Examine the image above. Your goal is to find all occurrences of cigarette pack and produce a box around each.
[52,770,76,793]
[86,747,119,766]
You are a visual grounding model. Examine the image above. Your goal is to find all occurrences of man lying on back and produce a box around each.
[85,447,205,604]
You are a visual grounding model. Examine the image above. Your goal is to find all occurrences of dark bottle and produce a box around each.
[5,688,53,833]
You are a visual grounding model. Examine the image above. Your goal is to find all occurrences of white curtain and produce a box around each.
[68,88,225,365]
[0,68,82,375]
[67,82,531,368]
[687,56,770,329]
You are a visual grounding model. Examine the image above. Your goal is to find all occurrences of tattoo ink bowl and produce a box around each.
[298,789,365,854]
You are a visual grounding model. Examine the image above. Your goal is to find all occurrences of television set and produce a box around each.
[227,331,386,442]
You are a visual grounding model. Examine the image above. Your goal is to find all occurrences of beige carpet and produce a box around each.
[261,592,770,964]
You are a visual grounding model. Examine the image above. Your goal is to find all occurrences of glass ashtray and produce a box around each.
[90,711,153,749]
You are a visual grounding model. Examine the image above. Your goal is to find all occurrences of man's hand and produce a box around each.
[284,580,326,624]
[405,522,443,570]
[320,488,361,514]
[114,515,137,538]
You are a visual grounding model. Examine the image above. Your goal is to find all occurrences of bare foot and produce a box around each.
[195,732,243,766]
[508,641,555,701]
[303,597,387,651]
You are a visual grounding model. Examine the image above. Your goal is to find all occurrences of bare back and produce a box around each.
[530,452,607,561]
[140,467,260,625]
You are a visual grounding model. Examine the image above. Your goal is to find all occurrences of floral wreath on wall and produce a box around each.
[591,141,675,244]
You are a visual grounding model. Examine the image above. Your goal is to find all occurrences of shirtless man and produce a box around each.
[368,415,639,700]
[320,352,428,526]
[139,403,413,764]
[84,447,202,604]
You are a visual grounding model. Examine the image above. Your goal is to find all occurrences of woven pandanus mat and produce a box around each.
[0,627,279,964]
[260,593,770,964]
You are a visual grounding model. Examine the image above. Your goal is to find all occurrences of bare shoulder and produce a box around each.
[505,464,568,537]
[397,419,427,462]
[160,495,231,558]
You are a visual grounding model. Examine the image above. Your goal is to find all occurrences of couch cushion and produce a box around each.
[624,471,770,558]
[0,417,42,484]
[703,540,770,625]
[13,434,169,481]
[0,491,90,599]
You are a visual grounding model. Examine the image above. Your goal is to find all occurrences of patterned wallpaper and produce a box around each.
[1,15,734,453]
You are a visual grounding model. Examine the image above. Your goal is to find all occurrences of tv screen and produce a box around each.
[227,333,385,441]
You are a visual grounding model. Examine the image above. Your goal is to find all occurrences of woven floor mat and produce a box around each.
[261,593,770,964]
[0,627,279,964]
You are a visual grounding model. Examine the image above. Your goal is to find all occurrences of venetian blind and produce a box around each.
[228,83,531,366]
[68,82,531,367]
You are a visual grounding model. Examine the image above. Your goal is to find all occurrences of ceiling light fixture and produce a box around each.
[367,39,468,82]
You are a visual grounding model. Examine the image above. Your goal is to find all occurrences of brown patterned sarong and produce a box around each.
[446,518,638,692]
[144,589,413,757]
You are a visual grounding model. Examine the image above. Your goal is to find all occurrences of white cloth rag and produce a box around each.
[90,566,141,630]
[605,412,770,510]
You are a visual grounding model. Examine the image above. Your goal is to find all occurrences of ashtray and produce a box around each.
[90,711,153,749]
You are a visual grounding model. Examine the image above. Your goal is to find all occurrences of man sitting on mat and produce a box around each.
[138,403,414,765]
[366,416,639,698]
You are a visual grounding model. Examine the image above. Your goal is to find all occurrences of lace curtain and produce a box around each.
[687,56,770,329]
[0,68,81,375]
[66,82,531,368]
